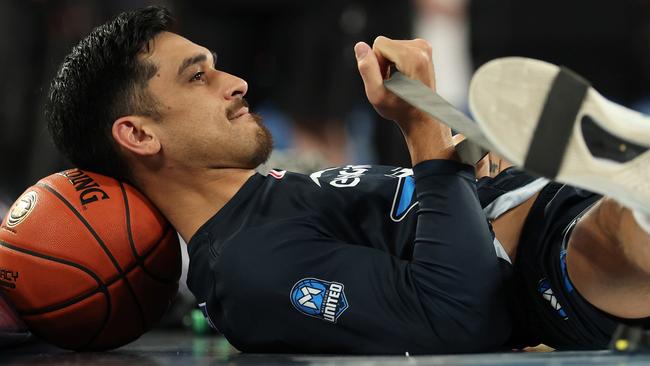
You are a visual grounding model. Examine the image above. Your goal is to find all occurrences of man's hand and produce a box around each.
[355,37,436,126]
[355,36,455,164]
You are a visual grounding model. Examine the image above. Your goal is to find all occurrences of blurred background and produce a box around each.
[2,0,650,207]
[1,0,650,331]
[0,0,650,323]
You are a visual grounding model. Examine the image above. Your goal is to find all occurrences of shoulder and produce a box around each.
[222,217,331,258]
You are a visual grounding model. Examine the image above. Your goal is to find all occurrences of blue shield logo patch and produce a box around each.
[290,278,349,323]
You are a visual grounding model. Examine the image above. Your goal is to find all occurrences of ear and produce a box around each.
[112,116,161,156]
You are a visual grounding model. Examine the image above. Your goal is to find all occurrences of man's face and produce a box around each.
[142,31,272,171]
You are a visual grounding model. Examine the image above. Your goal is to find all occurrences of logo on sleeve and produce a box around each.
[386,168,418,222]
[290,278,349,323]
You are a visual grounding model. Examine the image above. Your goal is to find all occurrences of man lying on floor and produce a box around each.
[41,6,650,353]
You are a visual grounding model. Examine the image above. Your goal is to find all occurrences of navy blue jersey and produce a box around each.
[186,160,511,354]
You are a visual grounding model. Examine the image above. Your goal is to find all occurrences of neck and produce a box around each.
[136,167,256,243]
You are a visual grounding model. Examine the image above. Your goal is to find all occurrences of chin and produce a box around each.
[246,118,274,167]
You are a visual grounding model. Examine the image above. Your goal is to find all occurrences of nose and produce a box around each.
[222,72,248,100]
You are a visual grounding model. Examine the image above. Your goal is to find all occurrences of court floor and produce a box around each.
[2,330,650,366]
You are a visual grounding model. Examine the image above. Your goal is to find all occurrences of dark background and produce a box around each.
[1,0,649,212]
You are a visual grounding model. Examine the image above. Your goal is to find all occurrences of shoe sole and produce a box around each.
[469,57,650,214]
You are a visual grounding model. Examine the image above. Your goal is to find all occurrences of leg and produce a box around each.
[459,56,650,348]
[567,197,650,319]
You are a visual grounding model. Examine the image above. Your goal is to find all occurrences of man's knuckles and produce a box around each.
[372,35,390,48]
[412,50,431,70]
[356,55,372,72]
[400,49,431,81]
[412,38,433,54]
[370,39,432,77]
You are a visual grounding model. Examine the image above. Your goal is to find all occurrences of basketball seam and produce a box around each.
[0,247,172,316]
[146,226,178,283]
[0,239,105,304]
[140,226,178,283]
[36,183,125,273]
[0,238,113,349]
[136,226,178,283]
[114,181,147,332]
[17,255,146,316]
[23,289,101,317]
[119,182,178,284]
[38,181,146,344]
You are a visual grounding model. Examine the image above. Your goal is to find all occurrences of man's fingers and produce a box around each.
[372,36,435,89]
[373,37,433,63]
[375,50,391,80]
[355,42,386,105]
[372,36,409,71]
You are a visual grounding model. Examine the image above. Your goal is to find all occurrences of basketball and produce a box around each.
[0,169,181,351]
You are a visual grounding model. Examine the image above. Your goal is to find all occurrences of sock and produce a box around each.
[632,209,650,235]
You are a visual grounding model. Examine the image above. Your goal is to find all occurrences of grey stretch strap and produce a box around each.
[384,72,495,165]
[455,139,491,167]
[493,238,512,264]
[483,177,550,221]
[524,67,590,178]
[483,177,550,264]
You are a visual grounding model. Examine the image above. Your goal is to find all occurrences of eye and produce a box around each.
[190,71,206,83]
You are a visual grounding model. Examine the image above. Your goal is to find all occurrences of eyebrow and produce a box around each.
[177,51,218,76]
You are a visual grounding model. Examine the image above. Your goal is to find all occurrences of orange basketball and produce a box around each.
[0,169,181,350]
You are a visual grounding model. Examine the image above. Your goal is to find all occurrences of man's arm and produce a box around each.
[210,162,510,354]
[200,38,511,354]
[354,37,455,165]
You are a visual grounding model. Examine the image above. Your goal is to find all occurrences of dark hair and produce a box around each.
[46,6,174,183]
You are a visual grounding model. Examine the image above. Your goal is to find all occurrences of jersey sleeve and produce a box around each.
[204,160,510,354]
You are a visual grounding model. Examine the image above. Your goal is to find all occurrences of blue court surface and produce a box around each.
[2,330,650,366]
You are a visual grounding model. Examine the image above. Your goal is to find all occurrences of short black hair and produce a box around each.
[46,6,174,183]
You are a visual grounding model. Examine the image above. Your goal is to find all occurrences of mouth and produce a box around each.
[229,106,249,120]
